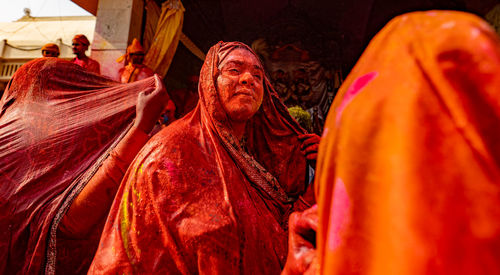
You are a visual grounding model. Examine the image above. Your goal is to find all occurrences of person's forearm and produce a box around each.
[58,126,149,238]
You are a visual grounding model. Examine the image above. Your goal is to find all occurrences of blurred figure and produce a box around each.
[272,69,293,105]
[71,34,100,74]
[117,38,155,83]
[169,75,200,118]
[41,43,60,57]
[283,11,500,275]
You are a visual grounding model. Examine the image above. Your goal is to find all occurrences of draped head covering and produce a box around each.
[128,38,145,54]
[72,34,90,46]
[41,43,60,56]
[116,38,146,63]
[89,41,313,274]
[0,58,156,274]
[315,11,500,274]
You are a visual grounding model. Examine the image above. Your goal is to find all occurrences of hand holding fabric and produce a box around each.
[282,205,319,275]
[298,133,320,161]
[134,74,170,133]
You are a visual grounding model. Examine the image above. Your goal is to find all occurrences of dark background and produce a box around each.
[157,0,498,89]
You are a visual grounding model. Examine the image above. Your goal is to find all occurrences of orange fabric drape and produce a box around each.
[143,0,184,76]
[315,11,500,274]
[142,0,162,52]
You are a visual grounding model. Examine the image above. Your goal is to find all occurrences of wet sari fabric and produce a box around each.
[315,11,500,274]
[0,58,155,274]
[89,42,312,274]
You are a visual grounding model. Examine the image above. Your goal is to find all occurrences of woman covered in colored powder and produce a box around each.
[283,10,500,275]
[89,41,319,274]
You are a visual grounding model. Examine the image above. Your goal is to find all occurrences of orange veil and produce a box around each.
[316,11,500,274]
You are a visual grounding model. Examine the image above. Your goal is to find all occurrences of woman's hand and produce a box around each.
[134,74,170,133]
[282,205,319,275]
[298,133,320,161]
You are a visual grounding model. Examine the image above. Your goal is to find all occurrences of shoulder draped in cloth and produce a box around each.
[89,41,314,274]
[315,11,500,274]
[0,58,156,274]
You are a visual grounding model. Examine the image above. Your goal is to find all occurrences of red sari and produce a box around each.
[89,42,313,274]
[0,58,155,274]
[315,11,500,274]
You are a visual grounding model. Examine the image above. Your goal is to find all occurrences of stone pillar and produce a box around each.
[91,0,144,80]
[0,39,6,59]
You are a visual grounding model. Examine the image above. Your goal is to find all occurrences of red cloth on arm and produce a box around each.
[89,41,315,274]
[0,58,155,274]
[58,126,149,238]
[56,126,149,274]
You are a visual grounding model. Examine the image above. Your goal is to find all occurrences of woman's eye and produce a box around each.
[230,69,239,73]
[253,74,262,79]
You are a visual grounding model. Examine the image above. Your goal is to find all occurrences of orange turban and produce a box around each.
[72,34,90,46]
[116,38,145,63]
[41,43,60,54]
[127,38,145,54]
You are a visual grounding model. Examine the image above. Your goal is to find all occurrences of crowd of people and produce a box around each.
[0,10,499,274]
[41,35,156,84]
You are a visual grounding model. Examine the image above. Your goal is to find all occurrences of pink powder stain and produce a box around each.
[336,71,378,124]
[322,127,329,138]
[470,28,480,39]
[163,159,177,175]
[328,178,351,251]
[440,21,456,29]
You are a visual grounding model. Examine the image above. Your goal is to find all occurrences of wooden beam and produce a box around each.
[71,0,98,16]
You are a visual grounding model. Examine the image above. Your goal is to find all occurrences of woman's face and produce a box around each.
[216,48,264,122]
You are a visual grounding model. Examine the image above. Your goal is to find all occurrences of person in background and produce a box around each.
[170,74,200,118]
[283,10,500,275]
[41,43,60,58]
[71,34,101,74]
[117,38,155,83]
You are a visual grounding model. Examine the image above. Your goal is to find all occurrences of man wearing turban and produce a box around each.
[41,43,60,57]
[117,38,155,83]
[71,34,101,74]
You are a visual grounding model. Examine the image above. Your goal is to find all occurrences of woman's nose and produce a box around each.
[240,72,254,85]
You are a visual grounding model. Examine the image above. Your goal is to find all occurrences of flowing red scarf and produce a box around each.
[0,58,155,274]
